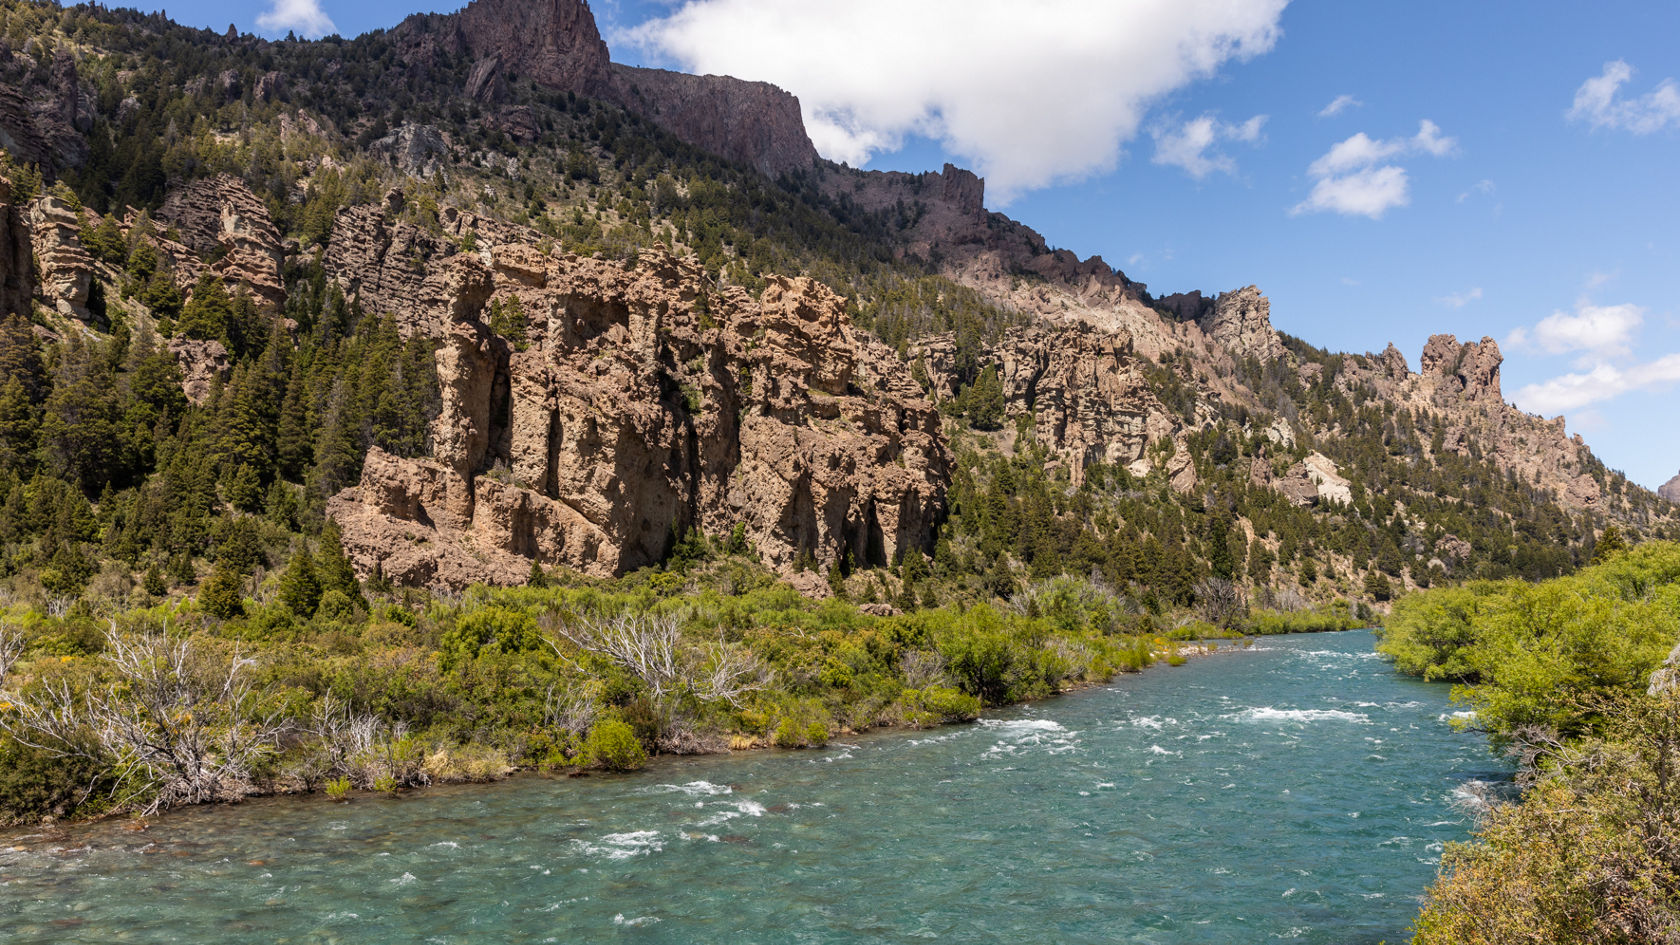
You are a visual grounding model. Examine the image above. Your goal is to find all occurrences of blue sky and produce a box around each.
[154,1,1680,490]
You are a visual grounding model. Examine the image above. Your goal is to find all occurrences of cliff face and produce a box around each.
[0,47,93,170]
[326,214,947,590]
[390,0,815,177]
[157,175,286,308]
[914,324,1183,487]
[1661,472,1680,506]
[27,194,93,320]
[607,65,816,177]
[0,177,31,319]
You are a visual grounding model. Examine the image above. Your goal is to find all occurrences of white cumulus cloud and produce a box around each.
[620,0,1290,202]
[256,0,336,38]
[1568,60,1680,134]
[1151,114,1266,179]
[1513,354,1680,416]
[1506,301,1644,359]
[1317,94,1361,118]
[1291,119,1456,218]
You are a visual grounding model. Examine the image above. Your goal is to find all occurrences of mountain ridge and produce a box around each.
[0,0,1672,608]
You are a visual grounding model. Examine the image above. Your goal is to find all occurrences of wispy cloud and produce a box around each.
[1568,60,1680,134]
[1507,298,1677,417]
[622,0,1290,202]
[1513,354,1680,415]
[1317,94,1361,118]
[1437,287,1483,309]
[1150,113,1266,179]
[256,0,336,38]
[1291,120,1456,218]
[1456,179,1495,203]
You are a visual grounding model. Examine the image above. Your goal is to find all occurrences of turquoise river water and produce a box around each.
[0,630,1505,944]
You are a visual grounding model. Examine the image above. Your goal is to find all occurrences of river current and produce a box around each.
[0,630,1503,944]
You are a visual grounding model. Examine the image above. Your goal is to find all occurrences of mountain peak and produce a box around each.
[391,0,816,176]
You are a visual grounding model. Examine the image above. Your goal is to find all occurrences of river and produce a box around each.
[0,630,1504,944]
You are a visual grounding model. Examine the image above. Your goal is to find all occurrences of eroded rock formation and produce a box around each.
[158,175,286,308]
[27,193,93,319]
[167,335,233,406]
[1420,333,1503,405]
[1200,286,1286,364]
[915,324,1180,486]
[330,239,948,590]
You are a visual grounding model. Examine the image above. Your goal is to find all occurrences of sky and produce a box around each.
[149,0,1680,490]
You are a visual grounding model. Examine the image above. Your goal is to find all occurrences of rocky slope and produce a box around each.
[325,207,946,589]
[1662,472,1680,506]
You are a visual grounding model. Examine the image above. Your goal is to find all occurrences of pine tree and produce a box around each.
[199,558,246,619]
[316,522,363,606]
[278,545,322,618]
[0,377,38,472]
[275,361,314,482]
[177,274,234,343]
[1592,524,1628,564]
[965,364,1005,431]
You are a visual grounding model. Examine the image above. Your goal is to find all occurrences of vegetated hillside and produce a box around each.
[0,0,1674,622]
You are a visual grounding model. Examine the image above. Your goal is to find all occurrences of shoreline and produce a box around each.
[0,627,1370,842]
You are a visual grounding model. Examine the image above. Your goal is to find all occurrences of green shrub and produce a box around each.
[0,737,117,825]
[772,717,809,748]
[440,606,543,672]
[324,776,351,801]
[914,685,981,722]
[583,718,647,771]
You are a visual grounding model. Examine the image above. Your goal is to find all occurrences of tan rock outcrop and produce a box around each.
[1199,286,1285,364]
[1661,471,1680,505]
[1300,452,1353,505]
[1420,333,1502,405]
[167,335,232,405]
[915,323,1179,486]
[157,175,286,308]
[323,197,493,336]
[330,239,948,590]
[0,177,31,319]
[27,193,93,319]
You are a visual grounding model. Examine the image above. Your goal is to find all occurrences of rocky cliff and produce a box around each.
[0,177,31,319]
[1662,472,1680,506]
[27,193,93,320]
[390,0,815,177]
[0,46,93,170]
[1333,332,1610,512]
[157,175,286,308]
[608,65,817,177]
[327,217,947,590]
[914,324,1184,487]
